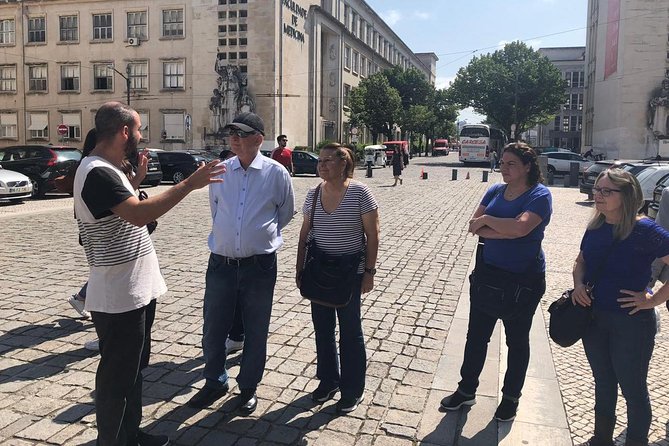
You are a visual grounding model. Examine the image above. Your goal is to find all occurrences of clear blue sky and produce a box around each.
[365,0,587,123]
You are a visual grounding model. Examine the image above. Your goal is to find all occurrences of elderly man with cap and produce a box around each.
[187,112,295,414]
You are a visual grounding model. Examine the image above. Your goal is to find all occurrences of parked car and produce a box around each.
[432,139,449,156]
[580,160,639,199]
[536,147,573,154]
[136,150,163,187]
[634,165,669,210]
[363,145,387,167]
[647,175,669,219]
[261,149,272,157]
[0,145,81,198]
[292,150,319,176]
[545,152,593,175]
[155,151,201,184]
[0,165,32,202]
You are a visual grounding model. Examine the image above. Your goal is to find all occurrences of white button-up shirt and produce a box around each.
[208,152,295,258]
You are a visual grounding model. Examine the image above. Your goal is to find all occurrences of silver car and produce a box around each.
[0,165,33,202]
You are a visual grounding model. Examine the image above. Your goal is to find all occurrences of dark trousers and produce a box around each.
[583,308,656,444]
[202,252,277,390]
[310,274,366,399]
[228,300,245,342]
[458,276,544,400]
[91,299,156,446]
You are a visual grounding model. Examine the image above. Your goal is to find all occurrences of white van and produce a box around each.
[364,145,387,167]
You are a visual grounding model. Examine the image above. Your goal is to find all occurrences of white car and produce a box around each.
[545,152,594,174]
[363,145,387,167]
[634,165,669,202]
[0,165,33,201]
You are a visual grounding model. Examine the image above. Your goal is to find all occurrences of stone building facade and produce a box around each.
[583,0,669,159]
[0,0,435,151]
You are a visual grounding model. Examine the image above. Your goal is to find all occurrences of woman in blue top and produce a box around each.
[572,169,669,446]
[440,142,552,422]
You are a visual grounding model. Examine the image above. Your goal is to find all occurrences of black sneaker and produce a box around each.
[336,394,364,414]
[440,391,476,410]
[312,384,339,403]
[137,431,169,446]
[494,398,518,422]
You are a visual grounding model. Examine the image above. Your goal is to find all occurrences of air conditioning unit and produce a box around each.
[128,37,140,46]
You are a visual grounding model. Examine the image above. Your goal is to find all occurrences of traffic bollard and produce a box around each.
[366,162,372,178]
[482,171,489,182]
[452,169,458,180]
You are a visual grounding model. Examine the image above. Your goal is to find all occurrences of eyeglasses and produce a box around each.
[593,186,621,197]
[223,128,257,138]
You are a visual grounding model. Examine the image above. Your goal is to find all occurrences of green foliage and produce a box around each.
[448,41,565,139]
[316,139,335,150]
[349,73,402,143]
[294,145,311,151]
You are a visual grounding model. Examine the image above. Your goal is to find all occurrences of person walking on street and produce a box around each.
[187,112,294,415]
[295,143,380,414]
[271,134,293,175]
[74,101,224,446]
[440,142,552,422]
[391,146,403,186]
[572,169,669,446]
[490,150,498,172]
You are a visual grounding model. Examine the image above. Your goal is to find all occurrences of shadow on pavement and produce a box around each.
[0,317,90,357]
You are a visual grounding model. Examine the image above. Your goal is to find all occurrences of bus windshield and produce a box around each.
[460,127,490,138]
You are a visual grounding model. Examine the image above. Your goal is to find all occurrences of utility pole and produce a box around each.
[109,65,131,105]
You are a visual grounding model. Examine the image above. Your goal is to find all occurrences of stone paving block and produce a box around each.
[15,418,66,441]
[498,421,573,446]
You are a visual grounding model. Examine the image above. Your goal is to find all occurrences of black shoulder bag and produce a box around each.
[299,184,365,308]
[138,190,158,234]
[548,242,616,348]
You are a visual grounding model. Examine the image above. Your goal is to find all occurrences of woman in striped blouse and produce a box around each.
[296,143,380,414]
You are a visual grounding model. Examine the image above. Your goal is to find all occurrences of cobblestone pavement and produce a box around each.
[2,155,669,445]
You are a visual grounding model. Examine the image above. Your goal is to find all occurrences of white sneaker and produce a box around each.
[84,339,99,351]
[225,338,244,354]
[68,295,90,319]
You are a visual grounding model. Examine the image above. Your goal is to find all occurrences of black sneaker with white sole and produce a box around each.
[137,431,169,446]
[336,394,364,413]
[440,390,476,410]
[312,384,339,403]
[493,398,518,422]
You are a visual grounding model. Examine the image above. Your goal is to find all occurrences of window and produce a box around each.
[229,52,237,60]
[352,50,359,74]
[367,60,373,76]
[93,13,112,40]
[344,45,351,70]
[578,115,583,131]
[239,52,247,59]
[553,115,560,131]
[344,5,350,30]
[28,17,46,43]
[128,61,148,90]
[93,64,113,90]
[28,65,47,92]
[218,12,227,20]
[229,38,237,45]
[60,64,80,91]
[219,38,227,46]
[570,115,578,132]
[240,65,247,73]
[229,25,237,32]
[163,112,184,140]
[218,25,227,33]
[351,11,358,36]
[0,112,17,138]
[61,112,81,139]
[343,84,351,107]
[240,38,247,45]
[138,111,149,140]
[27,112,48,139]
[127,11,147,40]
[366,24,372,46]
[163,61,184,89]
[0,65,16,92]
[162,9,184,37]
[0,19,15,45]
[360,56,367,77]
[562,116,569,132]
[239,10,248,18]
[239,24,247,32]
[59,15,78,42]
[229,11,237,19]
[218,53,227,60]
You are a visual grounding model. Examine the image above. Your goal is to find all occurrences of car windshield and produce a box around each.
[635,167,660,182]
[434,141,448,148]
[56,150,82,161]
[385,143,402,151]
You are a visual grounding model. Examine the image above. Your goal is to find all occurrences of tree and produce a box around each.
[448,41,565,140]
[431,89,458,141]
[349,73,402,143]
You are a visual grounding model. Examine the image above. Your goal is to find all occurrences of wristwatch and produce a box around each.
[364,267,377,275]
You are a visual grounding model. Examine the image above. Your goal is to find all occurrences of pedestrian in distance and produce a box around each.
[391,146,403,186]
[73,101,224,446]
[490,150,498,172]
[271,134,294,175]
[571,169,669,446]
[295,143,380,414]
[187,112,295,415]
[440,142,552,422]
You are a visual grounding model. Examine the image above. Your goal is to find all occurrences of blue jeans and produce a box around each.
[310,274,365,399]
[583,308,656,444]
[202,252,276,391]
[458,274,545,400]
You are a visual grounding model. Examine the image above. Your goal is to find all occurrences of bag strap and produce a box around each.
[308,183,322,231]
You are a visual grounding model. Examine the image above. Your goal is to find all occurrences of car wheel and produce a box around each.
[172,171,185,184]
[547,165,556,174]
[29,177,45,198]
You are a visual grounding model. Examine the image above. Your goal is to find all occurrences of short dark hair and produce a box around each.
[502,142,543,185]
[95,102,137,142]
[277,134,287,144]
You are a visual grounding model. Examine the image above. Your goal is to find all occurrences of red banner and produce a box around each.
[604,0,620,79]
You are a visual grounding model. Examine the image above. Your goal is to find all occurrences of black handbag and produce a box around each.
[138,190,158,234]
[299,184,364,308]
[547,242,616,347]
[469,238,541,320]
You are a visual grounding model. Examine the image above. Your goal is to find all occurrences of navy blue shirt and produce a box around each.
[480,183,552,273]
[580,218,669,311]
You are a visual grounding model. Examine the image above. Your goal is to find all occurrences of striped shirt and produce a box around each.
[302,181,378,272]
[73,156,166,314]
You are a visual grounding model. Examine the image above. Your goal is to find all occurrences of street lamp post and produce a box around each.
[108,64,131,105]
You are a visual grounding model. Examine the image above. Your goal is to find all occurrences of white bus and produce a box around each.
[458,124,506,164]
